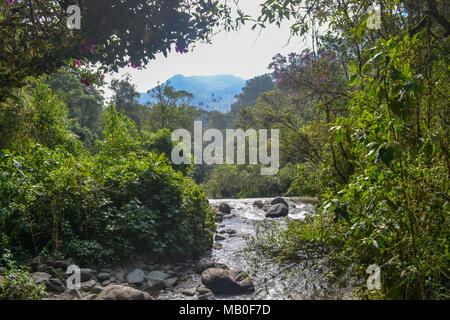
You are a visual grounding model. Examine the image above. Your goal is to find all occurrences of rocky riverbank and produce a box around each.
[2,197,357,300]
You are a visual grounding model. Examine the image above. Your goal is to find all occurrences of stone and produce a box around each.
[180,288,196,296]
[32,272,52,284]
[218,203,231,214]
[145,270,170,282]
[194,258,216,273]
[225,229,236,234]
[253,200,264,208]
[80,268,95,282]
[67,288,82,299]
[161,277,178,288]
[36,265,57,276]
[213,243,223,250]
[215,216,224,223]
[96,284,147,300]
[265,203,289,218]
[97,272,110,282]
[126,269,145,284]
[53,260,68,269]
[196,285,211,294]
[198,291,215,300]
[80,280,98,291]
[89,284,104,294]
[223,214,235,219]
[46,278,66,293]
[201,268,255,295]
[271,197,289,207]
[82,294,98,300]
[215,234,226,241]
[102,280,112,286]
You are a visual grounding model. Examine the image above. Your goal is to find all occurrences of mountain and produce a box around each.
[139,74,247,112]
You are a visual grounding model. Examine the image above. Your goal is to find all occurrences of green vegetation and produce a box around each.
[0,0,448,300]
[239,0,449,300]
[0,82,214,267]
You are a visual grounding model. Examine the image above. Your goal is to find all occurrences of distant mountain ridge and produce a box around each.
[139,74,247,112]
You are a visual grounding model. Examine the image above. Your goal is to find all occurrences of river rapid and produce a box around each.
[160,197,357,300]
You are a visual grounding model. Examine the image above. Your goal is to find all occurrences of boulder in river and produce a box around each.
[218,203,231,214]
[265,203,289,218]
[201,268,255,295]
[96,284,149,300]
[271,197,289,207]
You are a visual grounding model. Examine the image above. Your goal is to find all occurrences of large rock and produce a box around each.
[127,269,145,284]
[271,197,289,207]
[218,203,231,214]
[265,203,289,218]
[31,272,65,293]
[96,284,148,300]
[201,268,254,295]
[145,271,170,282]
[80,268,95,282]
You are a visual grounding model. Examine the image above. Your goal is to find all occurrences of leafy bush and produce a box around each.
[0,242,45,300]
[0,85,214,266]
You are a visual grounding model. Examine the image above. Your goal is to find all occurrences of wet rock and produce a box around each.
[265,203,289,218]
[215,216,224,223]
[197,285,212,294]
[53,260,69,269]
[218,203,231,214]
[89,284,104,294]
[162,277,178,288]
[32,272,66,293]
[127,268,145,284]
[215,234,226,241]
[80,280,98,291]
[224,229,236,235]
[180,288,196,296]
[201,268,255,295]
[97,272,110,282]
[67,288,82,299]
[213,243,223,250]
[36,265,57,277]
[47,278,66,293]
[253,200,264,208]
[82,294,98,300]
[80,268,95,282]
[102,280,112,286]
[146,270,170,282]
[194,258,214,273]
[271,197,289,207]
[223,213,235,219]
[198,291,215,300]
[96,284,148,300]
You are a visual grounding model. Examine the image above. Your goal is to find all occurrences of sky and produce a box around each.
[105,1,309,94]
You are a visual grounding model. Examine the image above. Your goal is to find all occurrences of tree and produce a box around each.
[146,82,196,131]
[0,0,234,99]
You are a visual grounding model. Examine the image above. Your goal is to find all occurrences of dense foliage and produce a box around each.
[241,0,449,300]
[0,82,214,267]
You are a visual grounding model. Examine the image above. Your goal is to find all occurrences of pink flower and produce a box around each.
[73,60,82,67]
